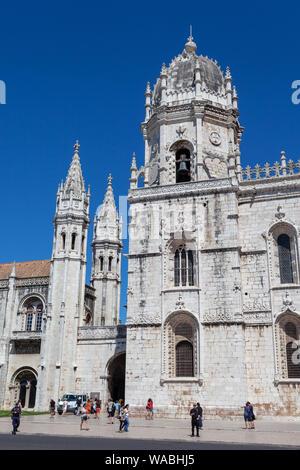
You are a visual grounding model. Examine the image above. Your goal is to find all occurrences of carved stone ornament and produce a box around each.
[175,294,185,310]
[126,313,161,325]
[275,205,286,220]
[209,131,221,146]
[176,125,187,137]
[281,291,297,313]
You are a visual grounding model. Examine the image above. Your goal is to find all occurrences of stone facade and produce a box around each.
[1,35,300,418]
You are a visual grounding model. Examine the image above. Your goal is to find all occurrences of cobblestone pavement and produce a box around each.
[0,414,300,448]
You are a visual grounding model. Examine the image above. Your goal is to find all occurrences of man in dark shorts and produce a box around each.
[108,399,115,424]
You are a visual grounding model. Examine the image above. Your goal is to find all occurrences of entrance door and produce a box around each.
[107,353,126,402]
[14,370,37,409]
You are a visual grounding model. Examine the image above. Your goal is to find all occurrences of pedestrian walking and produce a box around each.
[107,399,115,424]
[80,403,89,431]
[190,403,199,437]
[146,398,154,420]
[95,399,101,419]
[123,404,130,432]
[76,396,82,416]
[11,402,22,435]
[62,399,68,416]
[49,399,56,418]
[196,402,203,430]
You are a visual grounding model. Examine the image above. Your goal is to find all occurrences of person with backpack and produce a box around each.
[107,398,115,424]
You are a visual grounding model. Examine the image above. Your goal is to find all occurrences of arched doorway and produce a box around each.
[107,353,126,402]
[13,369,37,409]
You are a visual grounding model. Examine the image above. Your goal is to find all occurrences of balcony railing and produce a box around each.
[242,152,300,181]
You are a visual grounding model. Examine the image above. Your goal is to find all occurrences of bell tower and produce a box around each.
[125,34,246,417]
[37,141,90,409]
[130,34,244,188]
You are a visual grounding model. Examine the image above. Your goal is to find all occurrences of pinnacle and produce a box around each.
[64,140,86,196]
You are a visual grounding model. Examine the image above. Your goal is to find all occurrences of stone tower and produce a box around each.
[125,34,246,417]
[90,175,122,326]
[36,141,90,409]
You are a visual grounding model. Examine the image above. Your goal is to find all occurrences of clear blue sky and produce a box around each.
[0,0,299,323]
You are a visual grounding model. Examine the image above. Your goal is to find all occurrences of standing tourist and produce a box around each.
[196,402,203,430]
[114,400,120,418]
[95,399,101,419]
[62,398,68,416]
[80,403,89,431]
[85,399,92,415]
[76,396,82,416]
[49,399,56,418]
[190,404,199,437]
[119,405,125,432]
[123,404,130,432]
[243,401,255,429]
[107,399,115,424]
[247,401,255,429]
[11,402,22,435]
[146,398,154,420]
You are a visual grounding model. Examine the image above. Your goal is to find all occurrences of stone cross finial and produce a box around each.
[108,174,113,185]
[74,140,80,153]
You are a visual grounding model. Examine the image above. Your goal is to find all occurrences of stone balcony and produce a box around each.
[11,330,42,341]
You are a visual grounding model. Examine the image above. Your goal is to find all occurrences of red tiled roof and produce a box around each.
[0,260,51,280]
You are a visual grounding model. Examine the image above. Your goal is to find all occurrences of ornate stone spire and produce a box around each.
[64,140,86,196]
[94,174,121,244]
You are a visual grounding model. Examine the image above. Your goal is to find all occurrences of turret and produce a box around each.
[90,175,123,326]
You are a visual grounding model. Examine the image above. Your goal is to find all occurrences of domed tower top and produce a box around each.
[148,33,234,112]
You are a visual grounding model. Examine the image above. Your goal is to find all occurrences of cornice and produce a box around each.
[128,178,236,203]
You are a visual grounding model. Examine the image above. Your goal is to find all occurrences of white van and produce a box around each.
[57,393,88,415]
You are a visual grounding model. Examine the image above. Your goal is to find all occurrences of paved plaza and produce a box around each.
[0,413,300,449]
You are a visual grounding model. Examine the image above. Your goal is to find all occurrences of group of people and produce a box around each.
[11,396,255,437]
[189,401,255,436]
[189,402,203,437]
[106,399,130,432]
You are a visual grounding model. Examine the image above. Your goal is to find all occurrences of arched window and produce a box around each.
[275,316,300,379]
[278,234,293,283]
[61,233,66,250]
[176,149,191,183]
[176,341,194,377]
[99,256,104,271]
[285,322,300,378]
[22,298,44,332]
[26,305,34,331]
[267,224,299,285]
[108,256,113,272]
[163,314,198,379]
[174,246,195,287]
[71,233,76,250]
